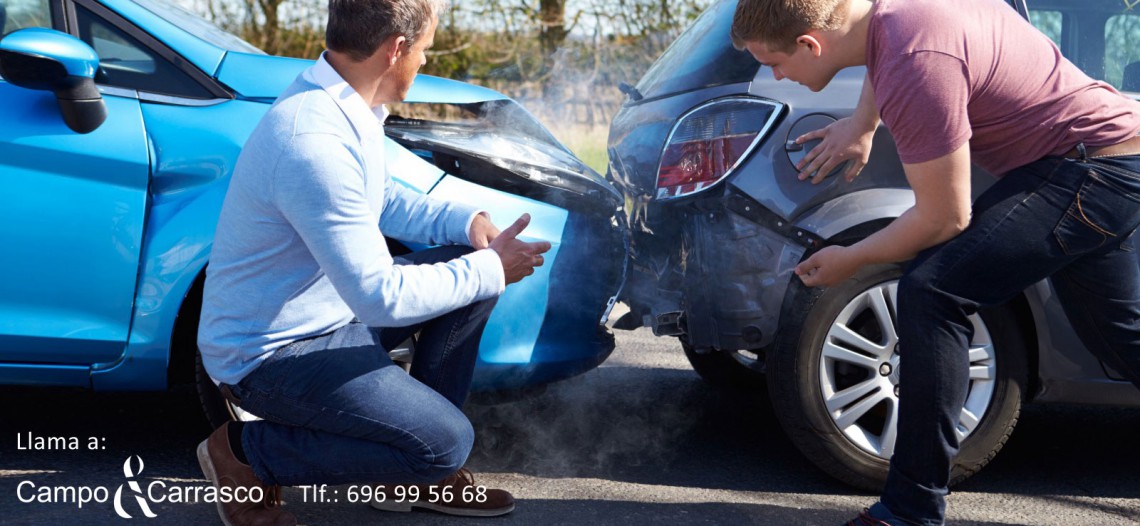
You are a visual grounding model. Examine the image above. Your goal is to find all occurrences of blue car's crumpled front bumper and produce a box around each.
[382,121,627,393]
[422,173,626,392]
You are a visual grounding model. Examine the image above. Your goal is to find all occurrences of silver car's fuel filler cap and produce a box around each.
[785,113,849,180]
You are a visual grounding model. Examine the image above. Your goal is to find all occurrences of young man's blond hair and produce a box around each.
[730,0,850,52]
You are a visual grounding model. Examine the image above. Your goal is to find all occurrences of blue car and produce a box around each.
[0,0,627,424]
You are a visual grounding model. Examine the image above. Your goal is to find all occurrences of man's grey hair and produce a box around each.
[326,0,449,62]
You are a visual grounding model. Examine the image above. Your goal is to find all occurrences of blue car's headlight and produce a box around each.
[385,99,622,209]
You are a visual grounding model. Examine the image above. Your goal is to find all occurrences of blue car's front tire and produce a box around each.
[195,351,260,428]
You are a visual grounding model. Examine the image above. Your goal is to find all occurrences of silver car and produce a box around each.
[607,0,1140,490]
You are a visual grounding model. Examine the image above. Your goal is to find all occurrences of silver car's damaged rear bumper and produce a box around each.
[617,192,819,352]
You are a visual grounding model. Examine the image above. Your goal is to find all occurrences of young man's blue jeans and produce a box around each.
[880,151,1140,525]
[220,245,498,487]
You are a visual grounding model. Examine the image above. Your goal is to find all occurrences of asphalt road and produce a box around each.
[2,323,1138,525]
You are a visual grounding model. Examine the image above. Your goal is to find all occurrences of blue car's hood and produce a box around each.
[215,52,508,104]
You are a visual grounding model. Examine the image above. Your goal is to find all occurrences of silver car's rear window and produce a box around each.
[633,0,758,101]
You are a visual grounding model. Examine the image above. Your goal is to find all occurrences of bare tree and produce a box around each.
[253,0,285,54]
[538,0,568,61]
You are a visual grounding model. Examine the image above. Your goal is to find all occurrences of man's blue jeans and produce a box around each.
[881,151,1140,525]
[221,245,498,487]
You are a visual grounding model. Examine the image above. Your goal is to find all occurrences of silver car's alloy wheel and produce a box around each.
[769,263,1024,491]
[818,280,997,459]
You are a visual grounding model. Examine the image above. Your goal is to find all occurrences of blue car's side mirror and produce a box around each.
[0,28,107,134]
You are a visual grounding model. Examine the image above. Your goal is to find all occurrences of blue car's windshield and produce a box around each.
[133,0,265,54]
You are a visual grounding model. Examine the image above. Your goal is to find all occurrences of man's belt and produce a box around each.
[1064,134,1140,159]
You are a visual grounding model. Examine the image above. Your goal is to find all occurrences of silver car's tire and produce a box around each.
[769,264,1026,491]
[681,337,767,393]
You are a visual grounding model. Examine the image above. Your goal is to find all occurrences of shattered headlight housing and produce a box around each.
[386,100,621,207]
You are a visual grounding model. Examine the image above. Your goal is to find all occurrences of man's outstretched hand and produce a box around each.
[489,214,552,285]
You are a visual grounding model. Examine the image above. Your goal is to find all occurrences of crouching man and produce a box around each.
[196,1,551,524]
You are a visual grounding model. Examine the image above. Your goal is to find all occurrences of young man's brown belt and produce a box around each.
[1064,133,1140,159]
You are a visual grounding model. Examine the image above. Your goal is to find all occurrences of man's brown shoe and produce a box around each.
[369,467,515,517]
[197,423,296,526]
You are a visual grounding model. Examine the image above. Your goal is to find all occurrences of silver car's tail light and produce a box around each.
[655,96,782,200]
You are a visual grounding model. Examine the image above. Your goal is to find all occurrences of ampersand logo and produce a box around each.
[114,456,157,519]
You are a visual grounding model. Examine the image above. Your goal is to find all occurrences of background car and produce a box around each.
[0,0,627,427]
[607,0,1140,490]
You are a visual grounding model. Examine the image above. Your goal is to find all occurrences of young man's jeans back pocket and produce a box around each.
[1053,156,1140,255]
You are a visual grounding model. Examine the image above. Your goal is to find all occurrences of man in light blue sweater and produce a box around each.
[195,1,550,524]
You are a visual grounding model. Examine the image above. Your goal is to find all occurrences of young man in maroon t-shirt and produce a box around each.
[732,0,1140,524]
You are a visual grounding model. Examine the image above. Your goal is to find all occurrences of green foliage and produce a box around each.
[551,123,610,174]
